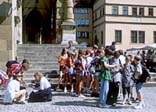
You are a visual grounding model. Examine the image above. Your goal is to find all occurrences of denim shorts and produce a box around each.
[68,67,74,75]
[136,82,143,93]
[76,70,84,77]
[95,72,100,77]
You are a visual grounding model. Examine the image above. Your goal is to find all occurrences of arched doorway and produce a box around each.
[26,9,42,44]
[22,0,56,44]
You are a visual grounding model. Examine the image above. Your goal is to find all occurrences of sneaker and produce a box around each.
[78,94,86,98]
[133,99,140,103]
[130,97,135,102]
[133,102,143,109]
[122,98,127,105]
[103,104,111,108]
[64,87,67,93]
[71,88,74,93]
[72,93,78,97]
[98,103,111,108]
[98,103,104,108]
[127,100,132,105]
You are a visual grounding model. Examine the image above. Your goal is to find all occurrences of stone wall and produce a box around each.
[0,0,12,70]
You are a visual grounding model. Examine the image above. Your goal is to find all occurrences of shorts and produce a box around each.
[136,82,143,93]
[68,67,74,75]
[95,72,100,77]
[59,66,65,72]
[76,70,84,77]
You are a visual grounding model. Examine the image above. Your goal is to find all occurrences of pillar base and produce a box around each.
[61,21,78,45]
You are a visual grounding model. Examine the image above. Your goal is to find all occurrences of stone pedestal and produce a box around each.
[61,21,77,45]
[61,0,77,45]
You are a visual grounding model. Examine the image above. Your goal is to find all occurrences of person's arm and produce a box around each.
[39,78,44,90]
[81,57,86,70]
[103,61,116,69]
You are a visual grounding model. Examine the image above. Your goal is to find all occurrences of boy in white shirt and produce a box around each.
[3,73,26,104]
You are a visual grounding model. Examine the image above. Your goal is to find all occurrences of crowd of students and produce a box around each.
[57,41,152,109]
[0,40,154,109]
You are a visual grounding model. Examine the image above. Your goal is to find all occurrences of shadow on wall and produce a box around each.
[0,1,11,24]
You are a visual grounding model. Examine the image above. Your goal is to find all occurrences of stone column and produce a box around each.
[56,0,63,43]
[64,0,74,23]
[12,0,23,59]
[61,0,77,45]
[12,0,17,59]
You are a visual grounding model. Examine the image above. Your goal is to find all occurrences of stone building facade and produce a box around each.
[93,0,156,50]
[0,0,12,70]
[0,0,79,70]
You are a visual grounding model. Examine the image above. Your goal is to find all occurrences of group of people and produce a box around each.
[57,41,151,109]
[0,59,52,104]
[0,40,154,109]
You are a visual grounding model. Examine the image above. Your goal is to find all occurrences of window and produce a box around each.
[139,8,144,16]
[101,31,103,44]
[132,7,137,16]
[131,31,145,43]
[103,8,105,15]
[76,31,81,38]
[74,8,88,14]
[123,6,128,15]
[115,30,122,43]
[139,31,145,43]
[154,31,156,43]
[131,31,137,43]
[149,8,153,16]
[112,6,118,15]
[76,31,89,39]
[75,19,89,26]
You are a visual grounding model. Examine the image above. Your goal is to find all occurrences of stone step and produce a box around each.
[17,55,58,60]
[17,44,84,83]
[24,71,58,77]
[18,58,58,63]
[29,65,58,69]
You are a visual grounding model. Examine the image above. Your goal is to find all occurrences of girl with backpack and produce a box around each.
[74,49,86,98]
[133,55,145,109]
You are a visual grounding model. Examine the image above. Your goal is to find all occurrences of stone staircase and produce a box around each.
[17,44,156,88]
[17,44,64,85]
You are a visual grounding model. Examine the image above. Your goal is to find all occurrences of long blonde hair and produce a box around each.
[34,72,43,78]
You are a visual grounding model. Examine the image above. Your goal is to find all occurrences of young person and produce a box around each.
[74,49,86,98]
[133,55,145,109]
[3,73,26,104]
[28,72,52,102]
[98,48,116,108]
[57,48,68,92]
[122,55,134,105]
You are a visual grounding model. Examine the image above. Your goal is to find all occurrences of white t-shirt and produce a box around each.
[134,63,142,79]
[86,56,93,66]
[119,55,126,65]
[3,79,20,103]
[40,77,51,90]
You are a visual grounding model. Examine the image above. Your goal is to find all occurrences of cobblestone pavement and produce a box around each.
[0,87,156,112]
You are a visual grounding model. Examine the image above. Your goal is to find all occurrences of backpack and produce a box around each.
[90,57,102,72]
[139,65,150,83]
[6,60,19,68]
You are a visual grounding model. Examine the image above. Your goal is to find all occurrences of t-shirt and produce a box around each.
[134,63,142,79]
[122,63,133,87]
[99,56,111,80]
[40,77,51,90]
[3,79,20,103]
[119,55,126,65]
